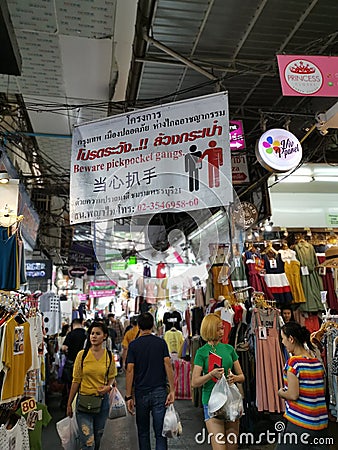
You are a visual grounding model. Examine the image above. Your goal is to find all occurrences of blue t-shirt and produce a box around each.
[127,334,170,392]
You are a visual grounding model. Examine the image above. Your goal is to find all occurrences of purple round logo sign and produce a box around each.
[256,129,302,173]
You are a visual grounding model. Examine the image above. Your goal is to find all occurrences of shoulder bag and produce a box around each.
[76,349,112,414]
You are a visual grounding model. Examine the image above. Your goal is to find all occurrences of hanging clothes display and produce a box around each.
[144,280,157,304]
[0,226,19,291]
[163,310,182,331]
[143,264,151,278]
[317,256,338,311]
[17,401,52,450]
[0,416,30,449]
[244,251,274,300]
[164,328,184,354]
[211,264,233,300]
[279,248,306,303]
[156,262,167,278]
[39,292,61,336]
[230,256,248,293]
[263,253,293,305]
[294,241,323,312]
[251,308,285,413]
[2,316,32,400]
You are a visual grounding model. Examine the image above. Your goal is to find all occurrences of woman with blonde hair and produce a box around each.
[192,313,245,450]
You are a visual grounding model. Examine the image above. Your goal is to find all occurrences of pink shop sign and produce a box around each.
[229,120,246,151]
[277,54,338,97]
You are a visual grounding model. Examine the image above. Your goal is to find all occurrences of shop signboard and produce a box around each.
[327,209,338,226]
[256,129,302,173]
[70,92,232,224]
[229,120,246,151]
[68,266,88,278]
[231,154,249,184]
[277,54,338,97]
[26,260,52,279]
[233,201,258,229]
[89,280,116,297]
[89,289,116,298]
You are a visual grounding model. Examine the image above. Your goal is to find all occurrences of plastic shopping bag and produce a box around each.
[208,375,229,417]
[208,375,243,421]
[56,415,80,450]
[224,383,243,422]
[162,404,182,438]
[109,387,127,419]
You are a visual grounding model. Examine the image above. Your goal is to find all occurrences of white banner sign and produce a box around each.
[70,92,232,224]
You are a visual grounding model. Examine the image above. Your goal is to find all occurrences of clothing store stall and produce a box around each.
[0,179,52,449]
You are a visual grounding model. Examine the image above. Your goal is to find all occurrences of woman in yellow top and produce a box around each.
[67,321,117,450]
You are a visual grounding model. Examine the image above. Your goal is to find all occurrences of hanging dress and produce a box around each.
[294,241,323,312]
[279,249,306,303]
[230,256,249,296]
[317,255,338,311]
[244,251,274,300]
[211,265,233,300]
[263,253,293,306]
[0,226,19,290]
[252,308,285,413]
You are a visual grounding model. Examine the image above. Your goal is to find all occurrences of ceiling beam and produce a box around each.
[143,32,218,82]
[174,0,216,98]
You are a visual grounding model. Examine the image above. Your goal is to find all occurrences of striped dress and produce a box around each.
[283,355,328,430]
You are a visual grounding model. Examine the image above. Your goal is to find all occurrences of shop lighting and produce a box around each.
[314,176,338,182]
[0,171,9,184]
[313,167,338,176]
[276,175,314,183]
[265,222,273,232]
[188,211,224,240]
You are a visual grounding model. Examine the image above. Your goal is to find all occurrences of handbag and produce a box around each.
[76,349,112,414]
[77,394,103,414]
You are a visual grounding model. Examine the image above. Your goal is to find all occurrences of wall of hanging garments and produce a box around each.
[0,221,27,291]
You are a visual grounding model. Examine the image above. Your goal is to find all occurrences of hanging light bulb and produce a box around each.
[265,221,273,232]
[0,171,9,184]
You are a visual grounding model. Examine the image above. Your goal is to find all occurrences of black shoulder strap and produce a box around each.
[105,349,112,384]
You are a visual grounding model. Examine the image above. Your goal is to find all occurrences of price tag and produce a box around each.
[26,410,39,430]
[301,266,309,276]
[235,258,241,268]
[269,259,277,269]
[259,269,266,276]
[21,397,37,414]
[258,326,267,340]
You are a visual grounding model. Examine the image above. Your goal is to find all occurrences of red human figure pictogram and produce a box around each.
[200,140,223,188]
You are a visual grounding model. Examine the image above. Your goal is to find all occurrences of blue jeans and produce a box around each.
[76,394,109,450]
[135,386,168,450]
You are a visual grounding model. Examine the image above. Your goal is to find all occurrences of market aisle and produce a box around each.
[42,374,338,450]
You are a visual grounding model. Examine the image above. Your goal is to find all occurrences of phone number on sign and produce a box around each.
[137,198,199,212]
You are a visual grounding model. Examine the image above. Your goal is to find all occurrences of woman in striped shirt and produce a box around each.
[277,321,329,449]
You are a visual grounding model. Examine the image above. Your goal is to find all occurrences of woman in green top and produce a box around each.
[192,313,245,450]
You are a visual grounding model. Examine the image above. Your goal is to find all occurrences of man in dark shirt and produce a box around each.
[126,312,175,450]
[61,319,86,386]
